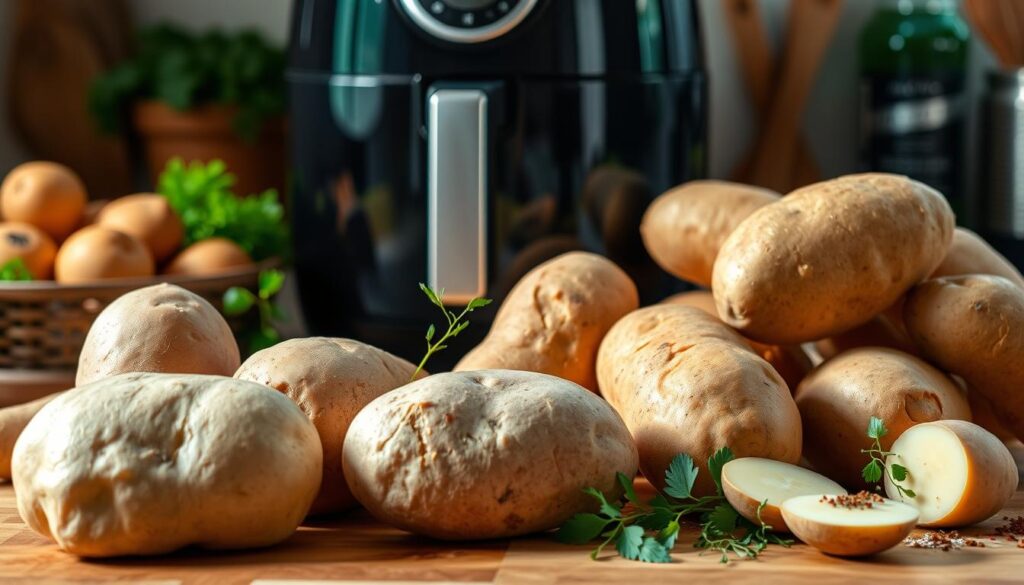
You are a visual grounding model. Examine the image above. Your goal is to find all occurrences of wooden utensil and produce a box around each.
[965,0,1024,68]
[723,0,821,189]
[748,0,845,193]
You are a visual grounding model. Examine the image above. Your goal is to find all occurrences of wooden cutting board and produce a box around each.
[1,480,1022,584]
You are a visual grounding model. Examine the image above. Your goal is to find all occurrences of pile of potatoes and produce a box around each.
[1,171,1022,560]
[0,161,253,283]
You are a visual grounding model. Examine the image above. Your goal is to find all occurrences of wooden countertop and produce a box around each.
[1,481,1023,585]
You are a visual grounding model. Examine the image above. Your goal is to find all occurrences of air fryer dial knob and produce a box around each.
[398,0,539,43]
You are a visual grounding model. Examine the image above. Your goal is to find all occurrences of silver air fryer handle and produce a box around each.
[427,89,488,305]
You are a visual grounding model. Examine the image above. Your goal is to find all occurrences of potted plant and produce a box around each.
[89,25,287,197]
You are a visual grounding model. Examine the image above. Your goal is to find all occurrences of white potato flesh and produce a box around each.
[884,420,1018,527]
[781,494,919,556]
[722,457,847,531]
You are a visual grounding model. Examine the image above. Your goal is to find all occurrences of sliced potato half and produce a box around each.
[884,420,1018,527]
[781,494,919,556]
[722,457,847,532]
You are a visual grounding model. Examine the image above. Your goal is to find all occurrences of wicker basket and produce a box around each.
[0,260,276,406]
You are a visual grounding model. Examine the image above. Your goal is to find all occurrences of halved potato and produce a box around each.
[781,494,918,557]
[884,420,1018,527]
[722,458,846,532]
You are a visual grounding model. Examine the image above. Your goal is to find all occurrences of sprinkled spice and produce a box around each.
[995,515,1024,540]
[820,491,885,510]
[904,530,984,551]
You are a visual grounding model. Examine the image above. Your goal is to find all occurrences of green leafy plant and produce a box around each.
[861,416,916,498]
[223,269,286,353]
[413,284,491,380]
[157,158,288,261]
[0,258,32,281]
[557,447,792,564]
[89,25,286,141]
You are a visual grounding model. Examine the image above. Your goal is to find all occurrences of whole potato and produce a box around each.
[904,275,1024,441]
[76,283,240,386]
[97,194,184,263]
[12,373,321,557]
[795,347,971,488]
[165,238,253,276]
[235,338,420,515]
[662,290,812,389]
[931,228,1024,287]
[55,226,155,283]
[0,161,86,241]
[597,305,801,496]
[342,370,638,540]
[455,252,638,392]
[640,180,779,287]
[0,222,57,279]
[712,174,955,344]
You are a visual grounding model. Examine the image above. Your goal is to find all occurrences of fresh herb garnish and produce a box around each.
[223,269,287,354]
[412,283,491,380]
[0,258,32,281]
[557,448,792,564]
[157,158,288,261]
[861,416,916,498]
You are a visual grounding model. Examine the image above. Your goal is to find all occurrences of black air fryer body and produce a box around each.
[287,0,707,368]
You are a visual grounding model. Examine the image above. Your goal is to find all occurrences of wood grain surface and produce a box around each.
[1,479,1022,584]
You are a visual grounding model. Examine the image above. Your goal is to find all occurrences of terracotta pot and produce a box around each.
[132,101,287,197]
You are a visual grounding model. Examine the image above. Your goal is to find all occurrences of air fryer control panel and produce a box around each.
[397,0,538,43]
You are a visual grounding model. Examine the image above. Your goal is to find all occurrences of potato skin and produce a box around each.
[814,314,917,361]
[932,228,1024,287]
[597,305,801,496]
[235,338,420,515]
[165,238,253,276]
[455,252,638,392]
[904,275,1024,441]
[662,290,812,390]
[712,174,955,344]
[342,370,638,540]
[640,181,779,287]
[794,347,971,488]
[76,283,240,386]
[55,226,155,283]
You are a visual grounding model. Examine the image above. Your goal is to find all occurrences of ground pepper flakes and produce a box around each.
[903,530,984,551]
[819,491,885,510]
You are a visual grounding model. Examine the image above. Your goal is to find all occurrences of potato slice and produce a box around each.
[781,494,919,556]
[722,458,847,532]
[884,420,1018,527]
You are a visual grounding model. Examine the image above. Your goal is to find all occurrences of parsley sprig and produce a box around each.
[413,283,491,380]
[0,258,32,281]
[557,447,792,564]
[861,416,916,498]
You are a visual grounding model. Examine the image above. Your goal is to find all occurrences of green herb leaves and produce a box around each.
[412,283,492,380]
[0,258,32,281]
[157,158,288,261]
[557,447,791,564]
[89,25,286,141]
[223,268,287,353]
[861,416,916,498]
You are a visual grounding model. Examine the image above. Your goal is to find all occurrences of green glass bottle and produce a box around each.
[859,0,971,217]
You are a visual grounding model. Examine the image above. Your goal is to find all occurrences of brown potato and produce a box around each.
[0,394,59,479]
[931,227,1024,287]
[54,226,155,283]
[0,222,57,279]
[97,194,184,263]
[235,338,420,516]
[76,283,240,386]
[640,181,779,287]
[597,304,801,496]
[904,275,1024,441]
[712,174,955,344]
[455,252,638,392]
[781,495,918,557]
[795,347,971,488]
[0,161,86,241]
[662,290,812,389]
[165,238,253,276]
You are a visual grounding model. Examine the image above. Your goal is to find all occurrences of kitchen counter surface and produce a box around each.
[1,479,1023,585]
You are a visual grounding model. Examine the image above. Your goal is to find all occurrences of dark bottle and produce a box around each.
[859,0,970,218]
